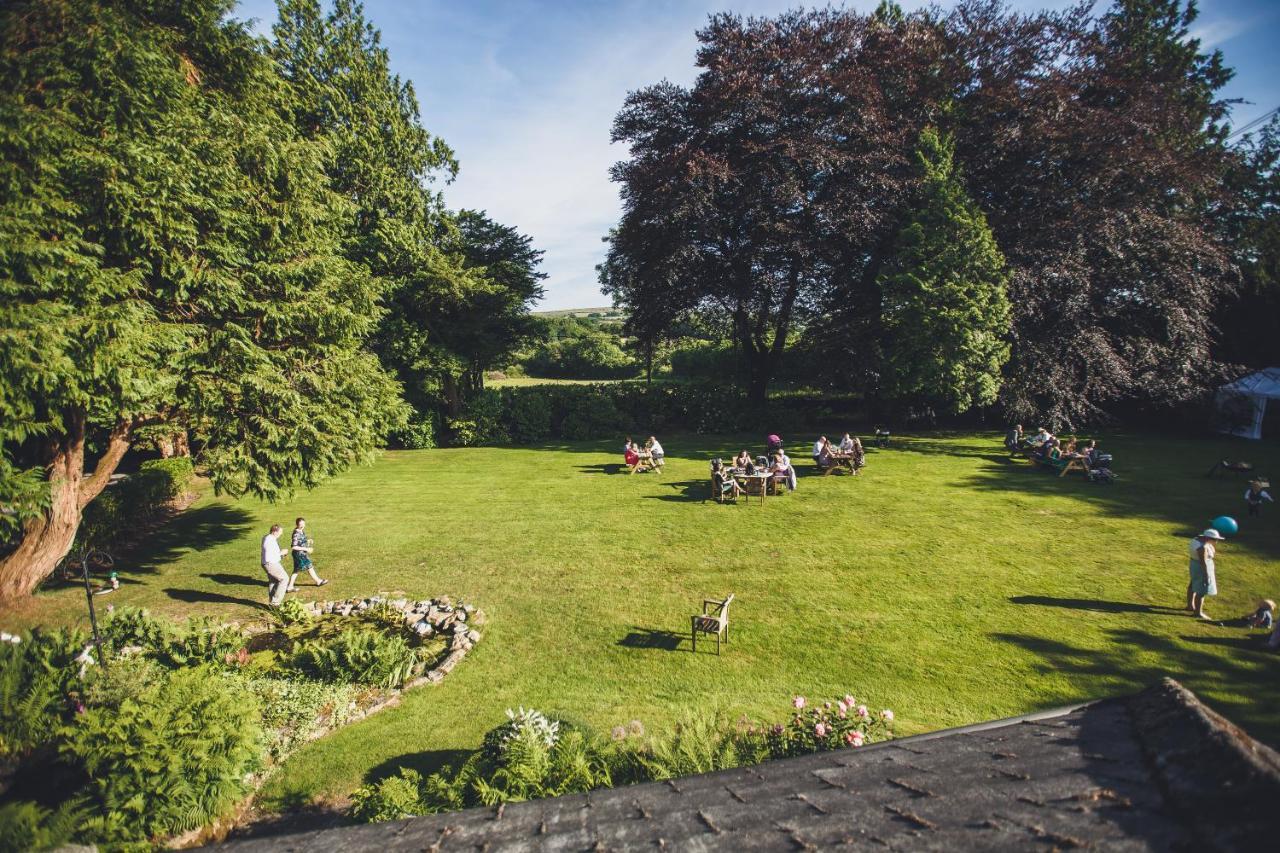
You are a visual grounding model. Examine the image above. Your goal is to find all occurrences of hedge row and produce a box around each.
[441,383,863,447]
[79,457,194,549]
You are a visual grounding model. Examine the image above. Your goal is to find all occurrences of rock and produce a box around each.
[463,604,476,615]
[404,613,421,628]
[337,604,353,617]
[390,598,408,611]
[323,601,335,614]
[455,610,467,623]
[415,621,433,637]
[451,622,467,634]
[466,630,480,644]
[355,599,369,611]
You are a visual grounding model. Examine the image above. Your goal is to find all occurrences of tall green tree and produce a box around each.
[431,210,545,414]
[877,128,1011,415]
[268,0,484,418]
[0,0,404,600]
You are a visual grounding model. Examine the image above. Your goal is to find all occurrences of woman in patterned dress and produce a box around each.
[288,517,328,591]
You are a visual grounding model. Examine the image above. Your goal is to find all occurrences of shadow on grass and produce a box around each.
[363,749,474,785]
[577,462,626,475]
[200,572,260,587]
[126,503,256,574]
[642,480,709,503]
[991,627,1280,747]
[163,587,269,610]
[1010,595,1188,617]
[618,626,687,651]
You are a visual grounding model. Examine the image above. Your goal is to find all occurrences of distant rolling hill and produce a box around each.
[533,307,626,321]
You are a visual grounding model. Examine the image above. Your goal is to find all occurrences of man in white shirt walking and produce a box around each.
[261,524,289,607]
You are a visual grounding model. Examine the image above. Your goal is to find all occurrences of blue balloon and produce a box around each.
[1211,515,1239,536]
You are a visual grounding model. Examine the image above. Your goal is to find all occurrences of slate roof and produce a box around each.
[220,679,1279,851]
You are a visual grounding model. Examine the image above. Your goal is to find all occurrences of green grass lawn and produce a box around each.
[8,431,1279,813]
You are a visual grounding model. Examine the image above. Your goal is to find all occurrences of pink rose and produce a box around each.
[792,696,806,710]
[814,722,827,738]
[844,694,855,707]
[846,730,864,747]
[837,707,847,719]
[856,705,869,718]
[881,709,894,722]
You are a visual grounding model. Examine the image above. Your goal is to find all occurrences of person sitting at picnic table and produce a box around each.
[1029,426,1052,447]
[839,432,855,453]
[1005,424,1023,452]
[734,449,753,472]
[816,437,837,470]
[812,436,827,463]
[850,436,865,473]
[646,436,665,471]
[772,449,797,492]
[624,438,647,473]
[710,459,742,501]
[1082,440,1100,467]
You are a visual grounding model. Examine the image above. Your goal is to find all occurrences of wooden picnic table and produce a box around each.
[732,470,771,506]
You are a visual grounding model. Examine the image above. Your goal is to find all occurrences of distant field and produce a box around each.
[533,306,626,321]
[486,376,642,388]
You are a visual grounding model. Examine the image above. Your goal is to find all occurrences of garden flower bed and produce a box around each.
[0,595,483,849]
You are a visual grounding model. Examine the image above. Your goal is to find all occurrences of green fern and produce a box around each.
[0,798,88,853]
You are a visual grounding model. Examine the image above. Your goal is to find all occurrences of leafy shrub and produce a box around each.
[100,608,244,670]
[291,628,421,689]
[449,389,506,446]
[0,628,87,761]
[0,799,87,853]
[625,710,757,781]
[350,768,425,822]
[419,719,614,813]
[480,707,561,762]
[503,390,553,443]
[76,458,192,550]
[762,694,894,757]
[558,389,623,441]
[389,413,436,449]
[80,655,167,708]
[273,597,314,627]
[135,457,194,502]
[226,674,356,761]
[62,666,264,843]
[353,696,897,824]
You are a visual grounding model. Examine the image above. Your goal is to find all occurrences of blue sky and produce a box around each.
[234,0,1280,310]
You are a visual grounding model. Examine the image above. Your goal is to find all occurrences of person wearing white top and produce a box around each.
[1186,528,1224,620]
[839,433,854,453]
[646,436,665,470]
[812,437,826,460]
[260,524,289,606]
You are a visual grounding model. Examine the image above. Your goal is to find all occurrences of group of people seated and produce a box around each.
[623,435,664,474]
[811,433,865,473]
[1005,424,1110,475]
[709,431,870,501]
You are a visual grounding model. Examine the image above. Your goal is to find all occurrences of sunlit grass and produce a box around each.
[12,430,1280,811]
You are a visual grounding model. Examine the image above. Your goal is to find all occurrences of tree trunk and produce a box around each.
[156,429,190,459]
[442,373,462,418]
[0,414,132,602]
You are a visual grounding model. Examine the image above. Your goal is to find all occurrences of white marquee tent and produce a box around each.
[1215,368,1280,440]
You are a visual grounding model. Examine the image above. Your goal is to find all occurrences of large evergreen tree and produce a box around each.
[0,0,404,599]
[268,0,487,419]
[877,128,1012,415]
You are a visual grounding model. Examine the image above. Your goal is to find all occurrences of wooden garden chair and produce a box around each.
[692,594,733,654]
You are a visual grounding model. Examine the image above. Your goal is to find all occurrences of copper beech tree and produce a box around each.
[0,0,405,600]
[606,0,1242,422]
